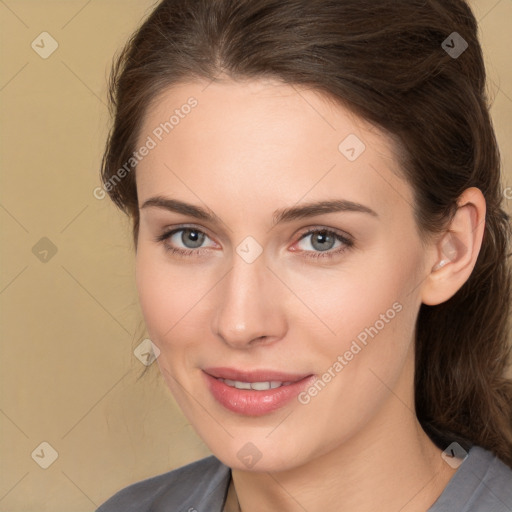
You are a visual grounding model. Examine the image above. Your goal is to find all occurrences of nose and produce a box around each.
[212,252,287,349]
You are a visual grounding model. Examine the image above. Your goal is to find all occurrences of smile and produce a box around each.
[218,379,294,390]
[202,368,316,416]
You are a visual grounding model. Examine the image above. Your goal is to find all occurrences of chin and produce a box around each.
[200,432,313,473]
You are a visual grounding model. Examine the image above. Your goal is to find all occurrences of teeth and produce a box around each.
[220,379,290,390]
[224,379,251,389]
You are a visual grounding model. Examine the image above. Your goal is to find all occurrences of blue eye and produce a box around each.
[155,226,353,260]
[295,228,353,260]
[156,227,215,256]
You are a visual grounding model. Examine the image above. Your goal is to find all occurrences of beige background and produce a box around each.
[1,1,511,510]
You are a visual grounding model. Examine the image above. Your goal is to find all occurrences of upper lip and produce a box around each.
[203,367,312,383]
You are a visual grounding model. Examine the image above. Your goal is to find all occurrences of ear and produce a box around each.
[421,187,486,306]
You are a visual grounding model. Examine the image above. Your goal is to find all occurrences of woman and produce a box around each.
[96,0,512,510]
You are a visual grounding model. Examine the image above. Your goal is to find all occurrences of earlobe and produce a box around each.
[421,187,486,306]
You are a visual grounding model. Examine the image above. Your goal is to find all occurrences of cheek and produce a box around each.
[135,245,219,353]
[336,252,422,382]
[284,253,413,344]
[293,249,423,388]
[135,247,183,341]
[135,230,423,359]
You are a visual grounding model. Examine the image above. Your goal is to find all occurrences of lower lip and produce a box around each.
[203,372,316,416]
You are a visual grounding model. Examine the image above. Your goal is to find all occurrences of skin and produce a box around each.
[134,77,486,512]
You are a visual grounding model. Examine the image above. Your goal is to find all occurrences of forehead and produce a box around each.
[135,78,414,223]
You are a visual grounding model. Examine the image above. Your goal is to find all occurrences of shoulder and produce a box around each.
[95,455,231,512]
[429,445,512,512]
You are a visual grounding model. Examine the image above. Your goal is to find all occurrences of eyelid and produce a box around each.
[156,223,354,258]
[295,225,353,242]
[157,224,352,243]
[158,223,216,240]
[156,224,218,248]
[290,226,354,258]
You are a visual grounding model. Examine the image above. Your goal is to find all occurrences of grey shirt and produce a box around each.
[96,445,512,511]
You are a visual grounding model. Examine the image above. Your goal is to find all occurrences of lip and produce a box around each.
[202,367,315,416]
[203,367,311,382]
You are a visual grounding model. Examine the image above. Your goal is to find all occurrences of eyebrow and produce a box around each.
[140,196,378,226]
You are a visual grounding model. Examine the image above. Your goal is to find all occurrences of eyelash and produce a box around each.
[155,226,354,261]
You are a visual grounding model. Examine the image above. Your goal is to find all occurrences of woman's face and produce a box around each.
[134,78,434,471]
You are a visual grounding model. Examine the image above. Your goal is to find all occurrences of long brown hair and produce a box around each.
[100,0,512,467]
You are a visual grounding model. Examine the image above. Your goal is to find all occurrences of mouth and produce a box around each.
[217,379,293,390]
[202,367,315,416]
